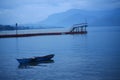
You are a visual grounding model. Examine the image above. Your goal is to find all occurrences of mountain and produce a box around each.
[39,8,120,27]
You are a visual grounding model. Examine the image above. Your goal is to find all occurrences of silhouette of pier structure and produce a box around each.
[0,23,88,38]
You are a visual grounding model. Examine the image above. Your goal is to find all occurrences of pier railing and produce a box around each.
[70,23,88,32]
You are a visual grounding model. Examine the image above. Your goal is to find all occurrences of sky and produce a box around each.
[0,0,120,25]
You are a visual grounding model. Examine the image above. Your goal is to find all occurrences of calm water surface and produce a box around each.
[0,26,120,80]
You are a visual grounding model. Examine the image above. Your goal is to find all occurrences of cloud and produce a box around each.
[64,0,120,10]
[0,0,120,24]
[1,0,120,10]
[0,0,72,24]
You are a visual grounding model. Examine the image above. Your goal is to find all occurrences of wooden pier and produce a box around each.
[0,23,87,38]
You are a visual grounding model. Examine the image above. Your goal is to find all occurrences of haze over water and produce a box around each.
[0,26,120,80]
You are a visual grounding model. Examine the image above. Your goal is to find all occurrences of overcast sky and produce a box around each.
[0,0,120,25]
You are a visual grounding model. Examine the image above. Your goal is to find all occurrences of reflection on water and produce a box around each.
[18,60,54,69]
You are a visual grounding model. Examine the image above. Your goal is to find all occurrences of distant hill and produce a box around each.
[39,8,120,27]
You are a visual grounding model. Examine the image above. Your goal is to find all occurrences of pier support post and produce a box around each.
[16,23,18,35]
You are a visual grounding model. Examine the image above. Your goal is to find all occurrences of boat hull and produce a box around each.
[34,54,54,62]
[16,58,33,64]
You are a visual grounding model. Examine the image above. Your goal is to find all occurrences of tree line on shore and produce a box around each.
[0,24,41,31]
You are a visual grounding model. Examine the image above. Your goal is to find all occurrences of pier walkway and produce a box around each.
[0,23,87,38]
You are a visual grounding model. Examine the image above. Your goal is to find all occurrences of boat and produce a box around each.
[16,54,55,64]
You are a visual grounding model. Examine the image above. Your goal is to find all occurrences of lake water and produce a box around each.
[0,26,120,80]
